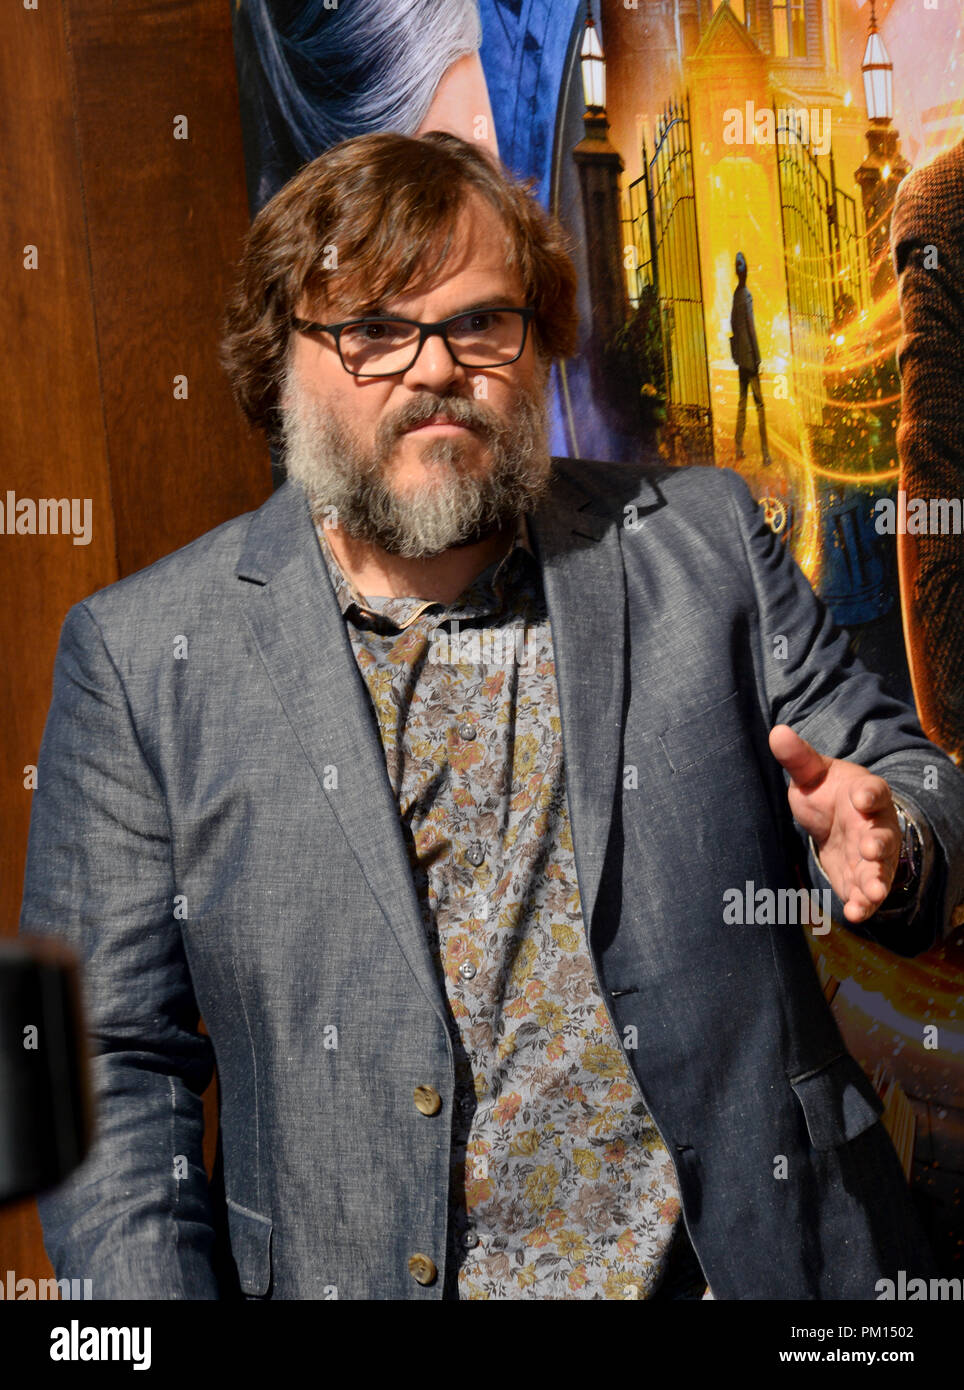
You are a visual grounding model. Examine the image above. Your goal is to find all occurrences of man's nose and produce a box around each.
[400,329,466,393]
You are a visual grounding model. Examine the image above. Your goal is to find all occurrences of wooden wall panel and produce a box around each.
[1,0,270,1291]
[68,0,273,576]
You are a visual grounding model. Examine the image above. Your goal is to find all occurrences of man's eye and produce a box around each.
[341,321,405,347]
[460,311,498,333]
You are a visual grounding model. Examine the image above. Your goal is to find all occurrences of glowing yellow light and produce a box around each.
[844,90,852,106]
[882,163,891,179]
[835,335,845,346]
[810,464,901,484]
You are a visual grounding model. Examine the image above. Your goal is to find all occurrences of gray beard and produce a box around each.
[279,366,553,557]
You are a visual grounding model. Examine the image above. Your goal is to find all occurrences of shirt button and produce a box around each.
[458,721,477,740]
[466,842,486,867]
[408,1253,438,1286]
[623,1283,641,1299]
[458,960,477,980]
[462,1229,480,1249]
[413,1085,442,1116]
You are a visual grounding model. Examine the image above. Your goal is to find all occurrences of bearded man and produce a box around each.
[20,131,964,1301]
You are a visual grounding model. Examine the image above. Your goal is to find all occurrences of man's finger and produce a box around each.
[768,724,831,790]
[849,775,892,815]
[844,895,877,923]
[845,870,889,921]
[858,829,897,863]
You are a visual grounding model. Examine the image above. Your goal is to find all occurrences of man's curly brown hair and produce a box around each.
[219,130,579,445]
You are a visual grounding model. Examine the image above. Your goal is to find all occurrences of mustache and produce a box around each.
[375,392,510,450]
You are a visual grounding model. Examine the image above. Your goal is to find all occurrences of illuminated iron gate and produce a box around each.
[829,152,870,316]
[625,96,713,463]
[775,111,870,428]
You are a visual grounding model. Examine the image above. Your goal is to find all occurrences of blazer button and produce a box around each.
[408,1253,438,1286]
[413,1085,442,1116]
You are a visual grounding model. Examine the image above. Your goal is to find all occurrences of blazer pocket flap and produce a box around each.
[789,1054,884,1150]
[657,690,742,773]
[226,1198,273,1296]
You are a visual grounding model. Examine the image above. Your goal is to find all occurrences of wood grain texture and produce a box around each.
[1,0,269,1291]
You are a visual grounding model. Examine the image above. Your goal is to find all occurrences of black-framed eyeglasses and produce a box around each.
[291,306,535,377]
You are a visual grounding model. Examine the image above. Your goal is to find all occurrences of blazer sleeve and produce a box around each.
[18,600,221,1299]
[720,467,964,956]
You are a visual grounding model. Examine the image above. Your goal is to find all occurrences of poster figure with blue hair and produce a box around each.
[215,0,964,1293]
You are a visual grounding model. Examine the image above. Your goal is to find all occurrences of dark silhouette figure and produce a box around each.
[730,252,771,465]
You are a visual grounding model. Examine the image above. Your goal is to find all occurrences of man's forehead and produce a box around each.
[304,194,520,318]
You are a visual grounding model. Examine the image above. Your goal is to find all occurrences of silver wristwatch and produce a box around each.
[879,798,923,909]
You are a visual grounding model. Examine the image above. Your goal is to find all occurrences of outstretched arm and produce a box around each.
[722,467,964,955]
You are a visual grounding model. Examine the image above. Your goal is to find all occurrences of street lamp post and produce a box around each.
[854,0,909,297]
[573,4,629,356]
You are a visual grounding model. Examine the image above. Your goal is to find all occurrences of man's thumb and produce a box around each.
[768,724,829,789]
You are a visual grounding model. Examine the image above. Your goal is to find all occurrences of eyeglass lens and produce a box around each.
[339,310,526,375]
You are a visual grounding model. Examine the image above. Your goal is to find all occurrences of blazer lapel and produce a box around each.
[235,480,449,1021]
[528,463,646,937]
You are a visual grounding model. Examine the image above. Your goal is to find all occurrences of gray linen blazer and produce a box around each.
[20,458,964,1299]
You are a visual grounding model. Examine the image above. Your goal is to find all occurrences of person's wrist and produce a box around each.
[875,795,924,915]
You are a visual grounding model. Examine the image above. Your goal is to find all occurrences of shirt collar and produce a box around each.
[316,512,535,631]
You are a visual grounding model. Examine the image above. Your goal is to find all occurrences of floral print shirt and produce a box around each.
[315,515,689,1299]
